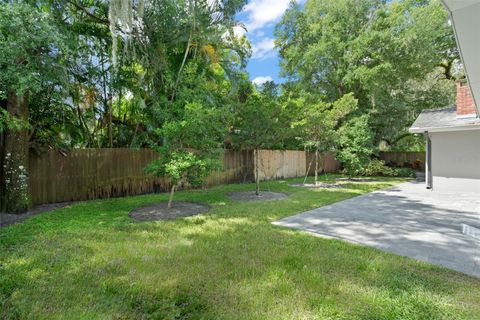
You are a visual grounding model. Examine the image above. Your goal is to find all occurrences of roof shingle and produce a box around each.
[409,106,480,133]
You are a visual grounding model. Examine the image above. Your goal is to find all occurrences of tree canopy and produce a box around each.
[275,0,459,151]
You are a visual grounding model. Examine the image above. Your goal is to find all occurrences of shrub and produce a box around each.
[362,159,395,176]
[337,115,376,176]
[392,167,416,178]
[344,159,415,177]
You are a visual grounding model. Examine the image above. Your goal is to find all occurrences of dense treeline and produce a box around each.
[277,0,461,150]
[1,0,460,212]
[1,0,253,150]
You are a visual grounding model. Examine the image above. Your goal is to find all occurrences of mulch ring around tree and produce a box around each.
[289,182,345,189]
[226,191,288,202]
[336,177,378,182]
[128,201,210,221]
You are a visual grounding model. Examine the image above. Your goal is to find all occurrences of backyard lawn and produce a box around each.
[1,175,479,319]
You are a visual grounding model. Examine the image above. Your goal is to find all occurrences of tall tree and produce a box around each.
[276,0,458,151]
[293,93,357,184]
[233,83,283,195]
[0,3,65,212]
[0,0,251,212]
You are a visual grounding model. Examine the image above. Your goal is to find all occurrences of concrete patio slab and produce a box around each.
[274,181,480,277]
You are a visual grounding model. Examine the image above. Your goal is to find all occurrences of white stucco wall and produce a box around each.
[430,130,480,193]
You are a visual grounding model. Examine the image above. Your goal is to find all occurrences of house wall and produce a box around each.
[430,130,480,192]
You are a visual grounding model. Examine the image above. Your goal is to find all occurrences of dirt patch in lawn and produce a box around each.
[290,183,345,189]
[129,201,210,221]
[227,191,287,202]
[0,202,74,228]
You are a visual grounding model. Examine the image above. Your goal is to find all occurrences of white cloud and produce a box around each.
[222,25,246,41]
[252,76,273,85]
[233,26,247,38]
[251,37,276,60]
[242,0,297,32]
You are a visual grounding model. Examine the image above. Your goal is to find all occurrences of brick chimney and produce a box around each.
[456,81,477,118]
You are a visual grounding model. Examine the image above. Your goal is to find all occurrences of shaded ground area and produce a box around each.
[226,191,287,202]
[129,201,210,221]
[0,202,73,228]
[275,181,480,278]
[336,177,378,182]
[290,182,345,189]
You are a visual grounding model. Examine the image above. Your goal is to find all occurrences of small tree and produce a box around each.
[146,150,218,209]
[145,102,224,209]
[234,86,282,195]
[293,93,357,185]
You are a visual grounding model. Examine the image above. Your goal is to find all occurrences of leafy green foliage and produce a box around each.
[146,150,218,187]
[276,0,459,152]
[0,2,66,95]
[0,0,250,150]
[361,159,396,177]
[293,93,358,153]
[233,85,283,150]
[0,109,25,133]
[356,159,416,177]
[146,101,224,202]
[337,115,376,175]
[392,167,416,178]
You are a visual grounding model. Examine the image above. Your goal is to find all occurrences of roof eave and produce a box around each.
[409,124,480,134]
[440,0,480,117]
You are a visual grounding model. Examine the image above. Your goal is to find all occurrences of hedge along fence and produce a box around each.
[379,151,425,170]
[23,148,340,205]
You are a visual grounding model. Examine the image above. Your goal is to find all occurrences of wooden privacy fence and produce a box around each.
[256,150,306,181]
[305,152,341,175]
[379,151,425,170]
[23,148,340,205]
[255,150,340,181]
[29,148,164,205]
[28,149,253,205]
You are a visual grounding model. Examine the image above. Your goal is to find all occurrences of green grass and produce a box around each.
[1,175,479,319]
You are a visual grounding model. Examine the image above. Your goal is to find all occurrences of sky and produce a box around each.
[235,0,303,86]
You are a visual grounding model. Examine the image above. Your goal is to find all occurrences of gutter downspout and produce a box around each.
[425,132,432,190]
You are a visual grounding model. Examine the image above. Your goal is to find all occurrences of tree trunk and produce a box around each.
[323,154,328,178]
[4,90,30,213]
[304,156,314,185]
[108,97,113,147]
[255,148,260,196]
[314,149,319,185]
[171,32,192,102]
[167,184,176,209]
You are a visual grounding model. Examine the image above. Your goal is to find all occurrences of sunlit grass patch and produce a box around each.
[1,175,479,319]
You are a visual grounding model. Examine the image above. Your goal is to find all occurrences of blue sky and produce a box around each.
[234,0,304,85]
